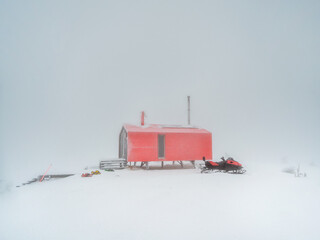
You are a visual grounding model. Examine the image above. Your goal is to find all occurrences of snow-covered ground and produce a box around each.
[1,162,320,240]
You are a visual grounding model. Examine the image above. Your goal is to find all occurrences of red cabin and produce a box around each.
[119,124,212,166]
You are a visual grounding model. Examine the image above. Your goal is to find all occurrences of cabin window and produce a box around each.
[158,134,165,158]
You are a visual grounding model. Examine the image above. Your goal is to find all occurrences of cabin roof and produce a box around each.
[123,124,211,134]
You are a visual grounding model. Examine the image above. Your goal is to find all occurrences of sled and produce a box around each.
[81,173,93,177]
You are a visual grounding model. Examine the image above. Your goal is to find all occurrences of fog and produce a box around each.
[1,0,320,182]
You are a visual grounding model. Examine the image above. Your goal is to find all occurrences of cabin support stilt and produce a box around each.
[190,161,195,168]
[178,161,183,168]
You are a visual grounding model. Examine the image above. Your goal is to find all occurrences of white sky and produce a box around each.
[1,0,319,179]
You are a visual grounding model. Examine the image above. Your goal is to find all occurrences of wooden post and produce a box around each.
[161,161,164,168]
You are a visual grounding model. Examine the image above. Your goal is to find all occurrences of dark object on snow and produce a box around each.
[17,174,74,188]
[81,173,93,177]
[282,167,295,174]
[105,169,115,172]
[38,174,74,180]
[201,157,246,174]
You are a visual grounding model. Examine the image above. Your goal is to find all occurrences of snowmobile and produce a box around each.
[201,157,246,174]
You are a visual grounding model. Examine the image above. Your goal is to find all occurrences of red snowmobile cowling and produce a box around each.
[226,160,242,167]
[209,161,219,166]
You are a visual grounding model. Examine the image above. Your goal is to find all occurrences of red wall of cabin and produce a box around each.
[127,131,212,162]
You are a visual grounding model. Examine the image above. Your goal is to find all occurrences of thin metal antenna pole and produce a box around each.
[187,96,190,125]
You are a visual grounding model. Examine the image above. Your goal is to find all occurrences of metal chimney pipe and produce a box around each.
[187,96,190,125]
[141,111,145,126]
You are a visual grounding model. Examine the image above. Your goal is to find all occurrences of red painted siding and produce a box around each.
[126,128,212,162]
[128,132,158,162]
